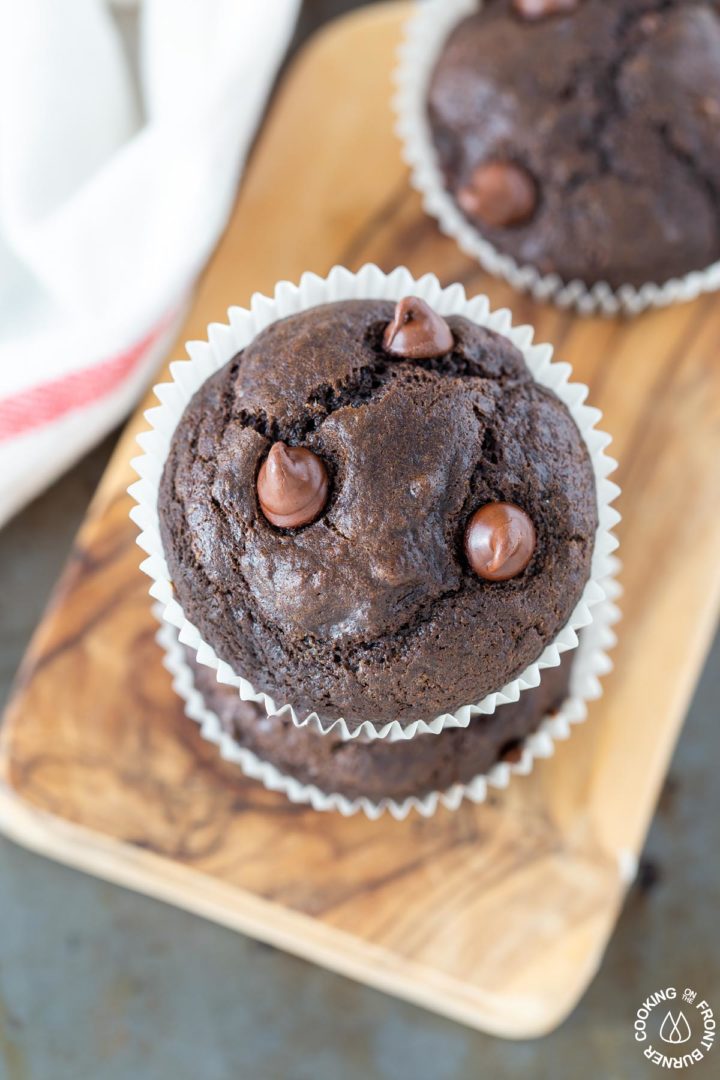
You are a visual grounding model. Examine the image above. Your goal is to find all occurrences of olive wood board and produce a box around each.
[2,2,720,1039]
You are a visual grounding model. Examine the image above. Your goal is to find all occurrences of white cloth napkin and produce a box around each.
[0,0,299,527]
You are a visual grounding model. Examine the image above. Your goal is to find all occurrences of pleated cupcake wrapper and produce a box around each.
[129,263,620,742]
[156,565,621,819]
[394,0,720,318]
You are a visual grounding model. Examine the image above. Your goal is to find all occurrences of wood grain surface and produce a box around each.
[2,2,720,1038]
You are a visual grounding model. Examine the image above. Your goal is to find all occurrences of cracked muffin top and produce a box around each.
[158,299,597,729]
[427,0,720,288]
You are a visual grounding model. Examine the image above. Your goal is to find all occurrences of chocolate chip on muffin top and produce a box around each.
[428,0,720,288]
[159,299,597,729]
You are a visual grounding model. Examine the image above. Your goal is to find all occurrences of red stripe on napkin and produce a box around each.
[0,315,174,443]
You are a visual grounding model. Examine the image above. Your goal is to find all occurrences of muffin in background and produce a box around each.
[426,0,720,290]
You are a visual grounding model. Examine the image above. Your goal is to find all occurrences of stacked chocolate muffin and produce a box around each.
[156,295,599,804]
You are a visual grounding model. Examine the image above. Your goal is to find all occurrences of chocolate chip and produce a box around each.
[457,162,537,229]
[382,297,454,359]
[257,442,329,528]
[464,502,536,581]
[513,0,579,21]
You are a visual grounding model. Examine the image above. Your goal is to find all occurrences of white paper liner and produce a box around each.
[129,263,620,741]
[394,0,720,317]
[157,566,620,819]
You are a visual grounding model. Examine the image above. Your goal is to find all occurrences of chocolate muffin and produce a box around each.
[427,0,720,288]
[186,646,574,802]
[159,298,597,730]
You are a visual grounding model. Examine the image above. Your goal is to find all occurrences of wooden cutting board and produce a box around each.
[2,2,719,1039]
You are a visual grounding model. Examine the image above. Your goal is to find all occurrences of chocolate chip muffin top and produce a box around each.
[427,0,720,288]
[159,299,597,729]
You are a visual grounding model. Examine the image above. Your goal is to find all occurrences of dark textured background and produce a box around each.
[1,3,718,1077]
